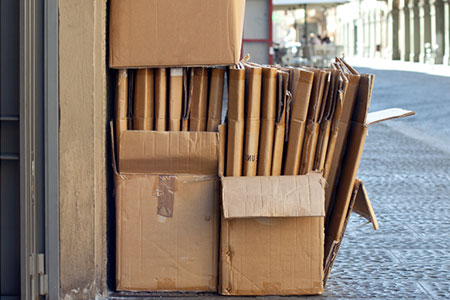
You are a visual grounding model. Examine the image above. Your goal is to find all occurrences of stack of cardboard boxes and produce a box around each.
[110,0,414,296]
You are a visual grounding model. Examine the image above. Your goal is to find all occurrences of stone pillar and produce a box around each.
[392,0,401,60]
[409,0,421,61]
[444,0,450,64]
[431,0,445,63]
[400,0,411,60]
[419,0,431,63]
[370,10,377,57]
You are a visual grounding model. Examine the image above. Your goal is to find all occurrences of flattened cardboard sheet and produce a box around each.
[226,67,245,176]
[133,68,154,130]
[189,68,209,131]
[284,69,314,175]
[155,68,168,131]
[367,108,415,125]
[271,71,290,176]
[207,68,225,132]
[243,65,262,176]
[116,69,128,145]
[257,67,278,176]
[169,68,183,131]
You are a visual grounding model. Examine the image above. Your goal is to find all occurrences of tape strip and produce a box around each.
[157,175,175,218]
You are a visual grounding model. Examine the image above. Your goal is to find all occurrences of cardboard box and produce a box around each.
[114,125,220,292]
[219,173,326,295]
[109,0,245,68]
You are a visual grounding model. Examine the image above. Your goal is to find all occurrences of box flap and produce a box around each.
[222,173,325,218]
[367,108,415,125]
[119,130,219,175]
[352,180,378,230]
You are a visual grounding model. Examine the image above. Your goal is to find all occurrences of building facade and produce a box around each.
[334,0,450,65]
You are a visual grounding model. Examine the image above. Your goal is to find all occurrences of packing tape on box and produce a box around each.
[156,175,175,218]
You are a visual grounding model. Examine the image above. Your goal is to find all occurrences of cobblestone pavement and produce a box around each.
[111,67,450,299]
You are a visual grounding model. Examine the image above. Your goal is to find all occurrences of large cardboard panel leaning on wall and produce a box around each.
[109,0,246,68]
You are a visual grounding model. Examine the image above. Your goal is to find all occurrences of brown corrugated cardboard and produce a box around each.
[133,69,154,130]
[323,85,345,180]
[219,124,227,177]
[155,68,168,131]
[324,69,360,213]
[352,180,379,231]
[243,65,262,176]
[182,68,192,131]
[219,173,326,296]
[115,70,128,148]
[324,105,415,278]
[325,73,373,257]
[314,120,331,172]
[168,68,183,131]
[189,68,209,131]
[314,69,340,172]
[299,70,329,175]
[323,178,362,285]
[283,68,314,175]
[118,130,219,175]
[221,174,325,218]
[207,68,225,132]
[109,0,245,68]
[116,174,219,292]
[257,67,278,176]
[226,67,245,176]
[271,71,290,176]
[114,125,220,292]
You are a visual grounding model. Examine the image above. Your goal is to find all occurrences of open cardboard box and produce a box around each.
[218,108,414,296]
[112,123,221,292]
